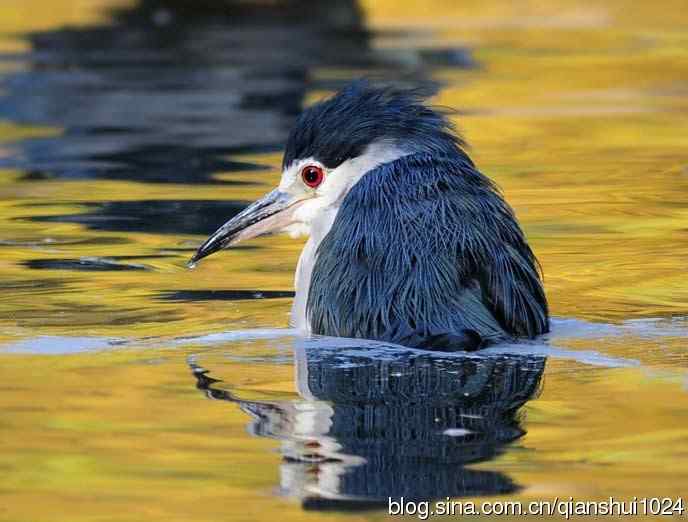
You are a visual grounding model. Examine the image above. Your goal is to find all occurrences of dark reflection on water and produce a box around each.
[0,0,475,187]
[160,289,295,301]
[23,258,153,271]
[0,237,130,247]
[28,200,248,235]
[191,349,545,509]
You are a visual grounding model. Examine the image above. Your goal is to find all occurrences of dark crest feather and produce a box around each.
[283,80,467,169]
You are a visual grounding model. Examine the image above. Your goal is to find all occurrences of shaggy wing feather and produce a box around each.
[307,153,549,350]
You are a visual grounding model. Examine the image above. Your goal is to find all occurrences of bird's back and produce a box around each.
[307,152,549,351]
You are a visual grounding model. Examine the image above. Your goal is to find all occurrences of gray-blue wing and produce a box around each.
[307,154,549,350]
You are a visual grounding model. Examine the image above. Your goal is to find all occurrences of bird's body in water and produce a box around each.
[191,81,549,351]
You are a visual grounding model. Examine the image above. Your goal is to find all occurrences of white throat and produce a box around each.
[289,142,408,332]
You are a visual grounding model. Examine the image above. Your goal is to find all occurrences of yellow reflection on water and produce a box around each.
[0,0,133,52]
[0,0,687,521]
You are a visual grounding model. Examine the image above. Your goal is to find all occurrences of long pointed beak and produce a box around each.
[189,189,304,265]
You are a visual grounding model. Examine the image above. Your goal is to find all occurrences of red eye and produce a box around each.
[301,165,325,189]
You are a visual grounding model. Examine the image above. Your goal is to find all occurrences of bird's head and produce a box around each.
[190,81,463,264]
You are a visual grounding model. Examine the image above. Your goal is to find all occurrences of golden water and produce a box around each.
[0,1,687,521]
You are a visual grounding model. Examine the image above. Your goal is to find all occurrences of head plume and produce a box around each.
[282,80,466,170]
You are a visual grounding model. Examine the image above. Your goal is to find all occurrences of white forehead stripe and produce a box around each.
[338,141,409,189]
[317,141,409,207]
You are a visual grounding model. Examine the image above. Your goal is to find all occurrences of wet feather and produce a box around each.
[307,154,549,350]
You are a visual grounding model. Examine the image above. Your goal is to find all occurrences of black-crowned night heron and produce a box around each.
[190,81,549,351]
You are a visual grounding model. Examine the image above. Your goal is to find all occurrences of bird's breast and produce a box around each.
[290,206,339,333]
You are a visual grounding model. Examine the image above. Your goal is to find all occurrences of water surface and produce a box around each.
[0,1,687,521]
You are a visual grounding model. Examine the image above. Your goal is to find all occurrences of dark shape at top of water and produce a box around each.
[191,348,545,509]
[418,48,478,68]
[28,199,248,235]
[160,289,295,301]
[112,0,366,25]
[23,258,151,271]
[40,144,264,184]
[0,236,130,247]
[0,0,476,185]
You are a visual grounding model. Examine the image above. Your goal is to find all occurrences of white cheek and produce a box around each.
[283,223,310,238]
[293,198,326,226]
[279,142,406,239]
[317,170,352,206]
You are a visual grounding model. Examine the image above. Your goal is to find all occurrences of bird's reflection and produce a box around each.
[190,347,545,510]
